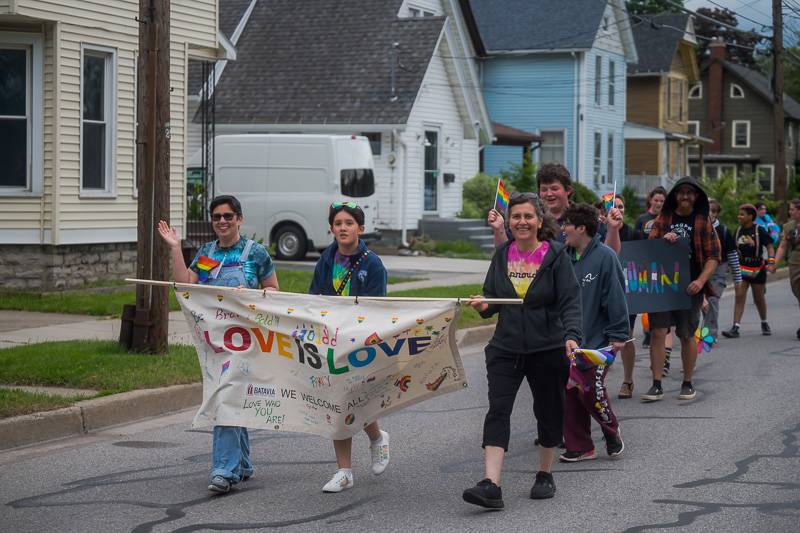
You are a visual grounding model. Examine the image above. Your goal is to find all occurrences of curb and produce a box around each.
[0,326,498,451]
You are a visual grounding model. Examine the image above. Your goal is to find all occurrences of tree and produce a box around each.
[500,149,537,193]
[626,0,684,15]
[695,7,766,69]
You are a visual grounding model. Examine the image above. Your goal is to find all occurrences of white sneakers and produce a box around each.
[322,469,353,493]
[370,430,390,475]
[322,430,391,493]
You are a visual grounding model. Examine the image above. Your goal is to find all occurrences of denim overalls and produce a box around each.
[203,238,256,483]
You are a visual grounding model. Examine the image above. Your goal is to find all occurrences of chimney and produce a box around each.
[707,39,726,153]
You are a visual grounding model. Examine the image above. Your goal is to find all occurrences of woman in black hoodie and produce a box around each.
[462,192,583,509]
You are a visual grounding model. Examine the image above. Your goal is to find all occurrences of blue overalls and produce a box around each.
[202,239,256,483]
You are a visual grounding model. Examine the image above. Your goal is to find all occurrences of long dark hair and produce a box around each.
[507,192,560,242]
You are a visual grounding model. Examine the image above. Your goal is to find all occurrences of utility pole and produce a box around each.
[133,0,171,353]
[773,0,787,221]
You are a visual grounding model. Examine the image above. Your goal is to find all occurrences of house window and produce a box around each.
[704,164,737,180]
[689,164,700,177]
[730,83,745,99]
[666,78,673,120]
[603,16,610,32]
[594,56,602,105]
[607,132,614,184]
[756,165,774,193]
[0,33,43,195]
[679,80,686,121]
[593,131,602,186]
[81,45,116,194]
[608,60,615,107]
[787,125,794,150]
[687,120,700,136]
[408,6,435,17]
[688,82,702,99]
[731,120,750,148]
[539,130,565,165]
[361,132,382,156]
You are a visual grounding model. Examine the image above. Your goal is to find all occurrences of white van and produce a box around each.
[212,134,378,260]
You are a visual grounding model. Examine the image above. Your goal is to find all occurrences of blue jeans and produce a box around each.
[211,426,252,482]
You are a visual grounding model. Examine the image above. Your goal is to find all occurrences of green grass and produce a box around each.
[0,341,200,395]
[0,269,418,317]
[0,388,86,419]
[389,284,496,329]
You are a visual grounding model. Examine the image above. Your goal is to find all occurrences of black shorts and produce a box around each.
[649,294,703,339]
[742,269,767,285]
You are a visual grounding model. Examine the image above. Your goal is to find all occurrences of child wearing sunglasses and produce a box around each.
[309,202,390,493]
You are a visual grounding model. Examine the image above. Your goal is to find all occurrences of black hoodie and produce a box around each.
[479,239,583,355]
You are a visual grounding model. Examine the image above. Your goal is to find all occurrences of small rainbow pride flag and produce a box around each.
[573,347,616,366]
[495,179,510,212]
[601,192,615,213]
[195,255,220,282]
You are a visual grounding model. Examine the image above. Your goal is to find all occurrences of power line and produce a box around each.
[706,0,773,30]
[664,0,772,40]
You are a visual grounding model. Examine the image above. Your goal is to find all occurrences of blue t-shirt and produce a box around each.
[190,237,275,289]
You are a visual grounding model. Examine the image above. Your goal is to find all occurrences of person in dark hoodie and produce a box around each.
[309,202,389,493]
[462,192,582,509]
[560,204,629,462]
[641,177,721,402]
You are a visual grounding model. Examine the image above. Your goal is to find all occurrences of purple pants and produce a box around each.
[564,365,619,452]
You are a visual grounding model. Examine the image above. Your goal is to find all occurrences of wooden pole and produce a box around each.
[773,0,788,221]
[133,0,170,353]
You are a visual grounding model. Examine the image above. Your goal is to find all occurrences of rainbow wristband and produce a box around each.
[767,257,776,264]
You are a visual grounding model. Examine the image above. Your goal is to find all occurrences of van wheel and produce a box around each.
[274,224,308,260]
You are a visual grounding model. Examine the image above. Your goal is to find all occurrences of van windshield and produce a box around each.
[340,169,375,197]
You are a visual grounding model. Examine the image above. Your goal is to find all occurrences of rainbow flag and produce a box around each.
[495,179,510,212]
[601,192,615,213]
[195,255,221,282]
[573,347,616,366]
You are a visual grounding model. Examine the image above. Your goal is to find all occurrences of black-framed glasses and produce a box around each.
[509,192,539,201]
[211,212,236,222]
[331,201,359,209]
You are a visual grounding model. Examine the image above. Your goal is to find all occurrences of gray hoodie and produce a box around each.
[568,235,630,365]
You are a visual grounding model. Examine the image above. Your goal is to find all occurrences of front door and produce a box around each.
[423,130,439,213]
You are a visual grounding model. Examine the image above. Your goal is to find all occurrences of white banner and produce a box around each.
[176,286,467,439]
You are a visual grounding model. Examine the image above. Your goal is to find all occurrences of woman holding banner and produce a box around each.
[309,202,390,493]
[462,192,582,509]
[157,195,279,494]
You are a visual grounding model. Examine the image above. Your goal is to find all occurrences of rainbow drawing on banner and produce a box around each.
[195,256,221,282]
[601,192,615,213]
[495,179,510,211]
[624,261,681,294]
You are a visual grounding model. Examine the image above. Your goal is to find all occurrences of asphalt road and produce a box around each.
[1,281,799,532]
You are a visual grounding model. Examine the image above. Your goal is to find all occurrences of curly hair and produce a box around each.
[536,163,572,192]
[563,203,599,237]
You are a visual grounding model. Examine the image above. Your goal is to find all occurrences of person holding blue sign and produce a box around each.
[309,202,390,493]
[157,195,279,494]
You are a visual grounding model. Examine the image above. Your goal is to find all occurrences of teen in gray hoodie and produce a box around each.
[560,203,629,462]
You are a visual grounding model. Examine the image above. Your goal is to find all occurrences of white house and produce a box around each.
[187,0,493,251]
[0,0,226,289]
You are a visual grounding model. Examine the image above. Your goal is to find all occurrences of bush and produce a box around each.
[700,172,762,228]
[571,182,599,205]
[500,150,537,193]
[621,185,643,225]
[458,173,501,220]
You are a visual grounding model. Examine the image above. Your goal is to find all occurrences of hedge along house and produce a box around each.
[0,0,226,289]
[688,40,800,194]
[469,0,638,194]
[624,13,705,197]
[186,0,493,250]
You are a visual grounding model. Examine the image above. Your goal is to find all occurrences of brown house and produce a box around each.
[624,14,701,195]
[688,40,800,193]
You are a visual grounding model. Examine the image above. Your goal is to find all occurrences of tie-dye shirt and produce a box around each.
[507,241,549,298]
[332,251,354,296]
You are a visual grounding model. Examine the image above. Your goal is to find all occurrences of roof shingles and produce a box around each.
[628,13,689,75]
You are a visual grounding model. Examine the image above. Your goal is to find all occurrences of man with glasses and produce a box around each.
[158,195,279,493]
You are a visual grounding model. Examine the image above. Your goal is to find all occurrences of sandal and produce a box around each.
[618,382,633,399]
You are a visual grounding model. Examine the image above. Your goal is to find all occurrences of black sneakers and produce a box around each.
[761,322,771,336]
[530,471,556,499]
[796,327,800,340]
[606,434,624,457]
[678,383,697,400]
[558,449,597,462]
[722,325,740,338]
[463,478,504,509]
[641,384,664,401]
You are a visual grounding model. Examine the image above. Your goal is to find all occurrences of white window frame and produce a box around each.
[756,164,774,193]
[687,120,700,136]
[730,83,745,99]
[787,124,794,150]
[688,81,702,100]
[731,120,750,148]
[80,44,117,198]
[407,3,437,17]
[607,132,614,184]
[608,60,615,107]
[538,129,566,165]
[594,55,602,106]
[593,131,602,186]
[0,32,44,197]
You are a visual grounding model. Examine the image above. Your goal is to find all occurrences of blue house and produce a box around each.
[470,0,638,193]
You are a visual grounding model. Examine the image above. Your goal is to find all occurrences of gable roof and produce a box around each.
[628,13,690,75]
[209,0,445,126]
[219,0,252,38]
[711,60,800,120]
[469,0,607,52]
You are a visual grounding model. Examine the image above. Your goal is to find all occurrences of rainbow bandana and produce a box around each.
[195,256,221,282]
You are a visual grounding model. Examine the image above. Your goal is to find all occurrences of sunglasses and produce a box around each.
[211,212,236,222]
[331,201,359,209]
[509,192,539,200]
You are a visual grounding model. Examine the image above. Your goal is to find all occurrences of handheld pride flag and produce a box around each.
[566,346,618,390]
[195,256,221,282]
[494,178,510,213]
[601,193,615,213]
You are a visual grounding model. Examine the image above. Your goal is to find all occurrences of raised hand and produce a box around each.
[487,209,505,232]
[157,220,181,249]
